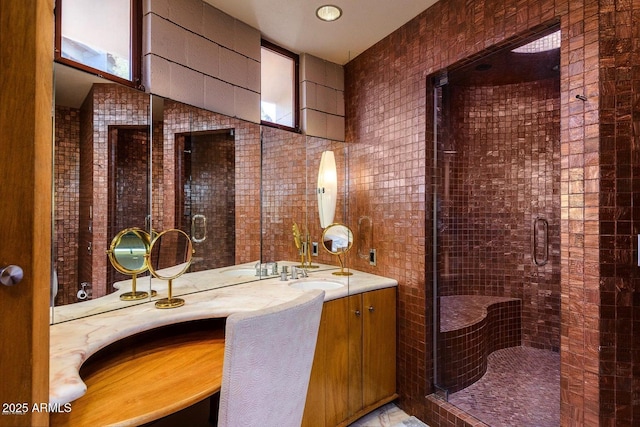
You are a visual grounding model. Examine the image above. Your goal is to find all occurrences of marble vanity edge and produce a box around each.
[49,268,397,405]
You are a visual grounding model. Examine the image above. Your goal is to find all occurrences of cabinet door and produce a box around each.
[323,297,351,426]
[363,287,397,407]
[301,302,327,427]
[347,294,364,417]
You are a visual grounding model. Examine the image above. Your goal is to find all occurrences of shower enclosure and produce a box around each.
[175,130,236,272]
[430,27,562,426]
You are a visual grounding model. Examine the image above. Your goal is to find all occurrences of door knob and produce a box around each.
[1,265,23,286]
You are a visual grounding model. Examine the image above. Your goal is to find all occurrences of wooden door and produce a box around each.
[0,1,53,426]
[363,287,397,407]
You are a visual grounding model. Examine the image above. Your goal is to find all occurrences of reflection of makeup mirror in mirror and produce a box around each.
[321,223,353,276]
[147,229,194,309]
[106,228,155,301]
[317,150,337,228]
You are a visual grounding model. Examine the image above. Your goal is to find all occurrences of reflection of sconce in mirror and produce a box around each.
[322,223,353,276]
[317,150,337,228]
[107,227,156,301]
[147,229,194,309]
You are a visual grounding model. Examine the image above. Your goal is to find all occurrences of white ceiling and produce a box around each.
[204,0,439,65]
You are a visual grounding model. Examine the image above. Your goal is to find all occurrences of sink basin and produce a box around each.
[289,279,344,291]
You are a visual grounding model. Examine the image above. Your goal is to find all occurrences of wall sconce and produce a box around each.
[317,150,337,228]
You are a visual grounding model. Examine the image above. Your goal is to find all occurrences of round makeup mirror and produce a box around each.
[147,228,194,309]
[107,227,152,301]
[321,223,354,276]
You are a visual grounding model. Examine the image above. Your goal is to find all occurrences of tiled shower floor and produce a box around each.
[448,346,560,426]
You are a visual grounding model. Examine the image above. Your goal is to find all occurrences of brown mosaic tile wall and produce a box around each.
[344,0,601,424]
[78,84,149,299]
[107,127,150,288]
[77,92,94,302]
[598,1,640,425]
[261,127,308,263]
[151,120,165,232]
[260,128,346,267]
[111,128,149,232]
[162,100,261,264]
[54,106,80,306]
[439,79,561,351]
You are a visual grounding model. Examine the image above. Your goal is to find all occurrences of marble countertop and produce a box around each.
[49,262,397,405]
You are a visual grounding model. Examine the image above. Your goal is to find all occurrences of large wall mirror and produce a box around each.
[53,63,154,322]
[52,63,346,324]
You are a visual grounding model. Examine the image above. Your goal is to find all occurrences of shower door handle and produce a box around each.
[532,217,549,266]
[191,214,207,243]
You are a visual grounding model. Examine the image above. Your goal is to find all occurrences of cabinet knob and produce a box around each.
[355,310,361,317]
[368,306,374,313]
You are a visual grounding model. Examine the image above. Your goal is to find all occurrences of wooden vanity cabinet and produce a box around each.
[302,287,397,427]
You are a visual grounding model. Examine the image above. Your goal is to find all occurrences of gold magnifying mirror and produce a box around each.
[147,229,194,309]
[321,223,354,276]
[107,228,154,301]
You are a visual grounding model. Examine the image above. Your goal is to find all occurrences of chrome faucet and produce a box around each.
[290,266,308,280]
[255,261,279,276]
[267,262,278,275]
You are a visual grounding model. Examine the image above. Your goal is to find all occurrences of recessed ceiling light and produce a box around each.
[316,5,342,22]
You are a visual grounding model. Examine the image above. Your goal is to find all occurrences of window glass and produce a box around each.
[261,45,297,129]
[59,0,132,81]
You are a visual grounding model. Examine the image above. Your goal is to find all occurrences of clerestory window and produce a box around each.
[260,40,299,131]
[54,0,142,87]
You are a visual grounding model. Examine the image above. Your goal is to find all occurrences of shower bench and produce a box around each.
[438,295,521,393]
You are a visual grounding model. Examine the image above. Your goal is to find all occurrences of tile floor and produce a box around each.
[447,346,560,426]
[349,403,429,427]
[149,346,557,427]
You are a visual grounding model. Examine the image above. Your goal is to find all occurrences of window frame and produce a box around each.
[260,40,300,133]
[54,0,143,89]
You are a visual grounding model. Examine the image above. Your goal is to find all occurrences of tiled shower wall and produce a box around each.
[345,0,604,425]
[439,79,561,351]
[598,1,640,424]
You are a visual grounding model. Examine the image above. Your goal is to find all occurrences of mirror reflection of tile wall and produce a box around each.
[54,84,150,304]
[54,106,80,305]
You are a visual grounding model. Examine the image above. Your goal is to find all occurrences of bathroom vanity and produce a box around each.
[302,286,397,427]
[49,264,397,426]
